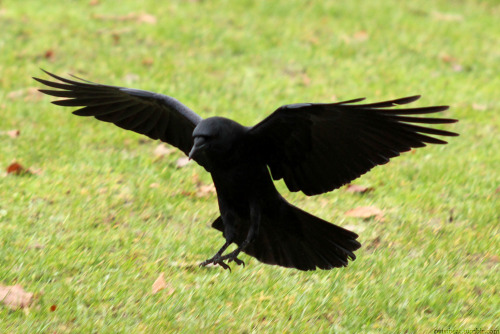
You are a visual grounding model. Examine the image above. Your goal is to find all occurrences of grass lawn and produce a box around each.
[0,0,498,332]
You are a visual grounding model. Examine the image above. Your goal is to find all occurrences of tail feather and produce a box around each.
[246,204,361,270]
[211,203,361,271]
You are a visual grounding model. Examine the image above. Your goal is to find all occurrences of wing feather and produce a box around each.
[34,70,202,156]
[250,96,458,195]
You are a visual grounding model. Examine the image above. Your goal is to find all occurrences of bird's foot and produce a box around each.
[220,250,245,267]
[199,250,245,270]
[199,254,231,271]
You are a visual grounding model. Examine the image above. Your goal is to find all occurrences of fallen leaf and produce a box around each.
[93,12,157,24]
[353,30,369,41]
[154,143,174,158]
[196,183,216,198]
[28,242,45,250]
[451,63,463,72]
[0,129,20,138]
[432,11,463,22]
[112,33,120,45]
[137,13,157,24]
[123,73,140,84]
[472,103,487,111]
[142,58,154,66]
[44,49,55,60]
[345,184,374,194]
[366,236,382,251]
[7,87,43,101]
[0,284,34,310]
[189,173,216,197]
[6,162,30,175]
[89,0,100,5]
[301,73,311,86]
[345,206,384,220]
[7,129,20,138]
[439,52,456,63]
[439,52,463,72]
[149,183,160,189]
[152,273,166,294]
[176,157,190,168]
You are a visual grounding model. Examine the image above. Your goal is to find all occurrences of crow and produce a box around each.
[34,70,458,271]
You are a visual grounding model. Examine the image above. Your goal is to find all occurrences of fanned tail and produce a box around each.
[212,203,361,271]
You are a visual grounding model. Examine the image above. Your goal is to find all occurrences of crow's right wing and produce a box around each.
[249,96,458,196]
[34,70,202,156]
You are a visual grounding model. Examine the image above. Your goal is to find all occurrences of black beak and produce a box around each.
[189,136,207,160]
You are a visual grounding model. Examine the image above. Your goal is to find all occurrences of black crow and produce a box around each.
[34,70,458,271]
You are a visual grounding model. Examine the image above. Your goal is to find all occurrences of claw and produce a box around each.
[199,255,232,271]
[229,257,245,267]
[199,246,246,271]
[215,260,231,271]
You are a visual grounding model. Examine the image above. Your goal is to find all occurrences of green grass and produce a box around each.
[1,0,499,332]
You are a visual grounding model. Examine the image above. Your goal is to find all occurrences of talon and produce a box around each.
[199,256,233,271]
[215,260,231,271]
[199,254,220,268]
[229,257,245,267]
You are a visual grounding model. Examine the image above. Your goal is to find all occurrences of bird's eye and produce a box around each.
[198,135,211,142]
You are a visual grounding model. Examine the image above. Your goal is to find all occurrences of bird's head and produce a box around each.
[189,117,248,170]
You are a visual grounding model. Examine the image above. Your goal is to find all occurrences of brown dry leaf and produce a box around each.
[190,173,216,197]
[0,284,34,310]
[154,143,174,158]
[196,183,216,198]
[432,11,463,22]
[152,272,170,295]
[345,184,374,194]
[44,49,55,60]
[93,12,157,24]
[439,52,463,72]
[7,129,20,138]
[6,162,31,175]
[472,103,487,111]
[0,129,20,138]
[451,63,463,72]
[301,73,311,86]
[366,236,382,251]
[176,157,191,168]
[142,58,154,66]
[137,13,157,24]
[112,33,120,45]
[28,242,45,250]
[7,87,43,101]
[439,52,456,63]
[353,30,369,41]
[345,206,384,220]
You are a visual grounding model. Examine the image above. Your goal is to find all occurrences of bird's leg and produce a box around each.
[217,203,261,267]
[199,240,232,270]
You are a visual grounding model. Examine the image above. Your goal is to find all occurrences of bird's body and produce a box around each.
[191,117,361,270]
[34,70,458,271]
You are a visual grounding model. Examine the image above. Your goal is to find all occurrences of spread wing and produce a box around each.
[250,96,458,196]
[33,70,202,156]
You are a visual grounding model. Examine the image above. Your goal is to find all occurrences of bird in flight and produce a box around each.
[34,70,458,271]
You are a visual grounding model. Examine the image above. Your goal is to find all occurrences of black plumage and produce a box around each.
[34,70,458,271]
